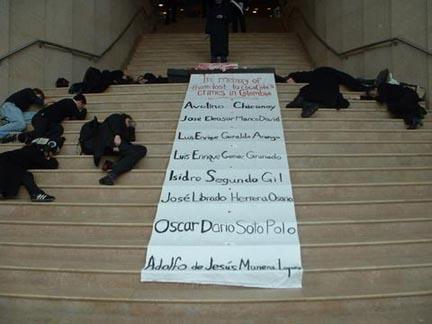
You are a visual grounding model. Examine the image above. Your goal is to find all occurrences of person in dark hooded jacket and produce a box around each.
[90,113,147,185]
[19,93,87,145]
[0,142,58,202]
[368,83,427,129]
[206,0,231,63]
[285,67,372,118]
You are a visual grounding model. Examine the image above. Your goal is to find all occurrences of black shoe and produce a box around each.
[406,118,423,130]
[301,102,319,118]
[18,132,30,144]
[99,175,115,185]
[1,134,17,143]
[31,193,55,202]
[220,57,227,63]
[286,96,304,108]
[210,56,217,63]
[102,160,114,172]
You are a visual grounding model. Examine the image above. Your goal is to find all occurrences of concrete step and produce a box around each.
[1,296,431,324]
[59,129,432,142]
[1,199,430,220]
[1,242,430,273]
[13,182,432,203]
[43,83,343,96]
[128,57,311,64]
[82,108,396,119]
[125,67,314,76]
[3,219,432,246]
[45,93,375,104]
[3,141,432,155]
[51,153,432,169]
[0,267,430,302]
[27,167,432,186]
[1,208,432,244]
[60,119,428,131]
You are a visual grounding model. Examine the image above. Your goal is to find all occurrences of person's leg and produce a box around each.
[239,14,246,32]
[286,93,304,108]
[22,111,36,124]
[20,114,49,143]
[100,143,147,185]
[21,171,55,202]
[210,35,218,62]
[232,11,239,33]
[329,68,371,91]
[45,123,65,145]
[0,102,26,139]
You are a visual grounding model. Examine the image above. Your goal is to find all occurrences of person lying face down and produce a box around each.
[18,93,87,145]
[81,113,147,186]
[366,83,427,130]
[0,88,46,143]
[285,67,361,118]
[0,141,59,202]
[136,73,169,84]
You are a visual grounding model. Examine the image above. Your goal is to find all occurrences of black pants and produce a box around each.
[110,142,147,177]
[165,4,177,24]
[316,67,371,92]
[210,31,229,58]
[21,171,43,197]
[231,7,245,32]
[27,114,64,143]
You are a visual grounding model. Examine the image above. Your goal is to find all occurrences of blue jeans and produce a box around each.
[0,102,36,139]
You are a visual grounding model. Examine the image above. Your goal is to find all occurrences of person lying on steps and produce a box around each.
[0,140,59,202]
[79,113,147,186]
[285,67,374,118]
[18,93,87,146]
[0,88,46,143]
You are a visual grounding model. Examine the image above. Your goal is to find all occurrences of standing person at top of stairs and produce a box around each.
[285,67,373,118]
[0,141,58,202]
[206,0,231,63]
[84,113,147,186]
[230,0,248,32]
[0,88,46,143]
[165,0,177,25]
[18,94,87,146]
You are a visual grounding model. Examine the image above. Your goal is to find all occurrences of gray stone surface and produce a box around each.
[0,0,151,94]
[0,0,10,100]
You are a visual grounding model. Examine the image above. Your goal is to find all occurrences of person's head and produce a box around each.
[33,88,45,100]
[73,93,87,109]
[55,78,70,88]
[121,113,136,128]
[286,77,297,84]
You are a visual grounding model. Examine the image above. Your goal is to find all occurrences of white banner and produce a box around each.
[141,73,303,288]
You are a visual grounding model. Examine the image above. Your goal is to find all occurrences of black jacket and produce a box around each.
[377,83,427,119]
[37,99,87,123]
[0,145,58,196]
[5,88,44,112]
[92,114,135,166]
[289,68,349,108]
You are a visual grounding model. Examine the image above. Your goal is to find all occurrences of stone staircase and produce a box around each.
[1,32,431,323]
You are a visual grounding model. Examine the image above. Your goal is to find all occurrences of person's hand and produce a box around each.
[287,78,296,84]
[114,135,122,147]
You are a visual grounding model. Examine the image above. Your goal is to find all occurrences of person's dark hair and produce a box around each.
[33,88,45,100]
[73,93,87,104]
[143,73,157,82]
[55,78,70,88]
[121,113,133,121]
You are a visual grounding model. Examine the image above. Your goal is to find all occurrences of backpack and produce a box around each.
[79,117,100,154]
